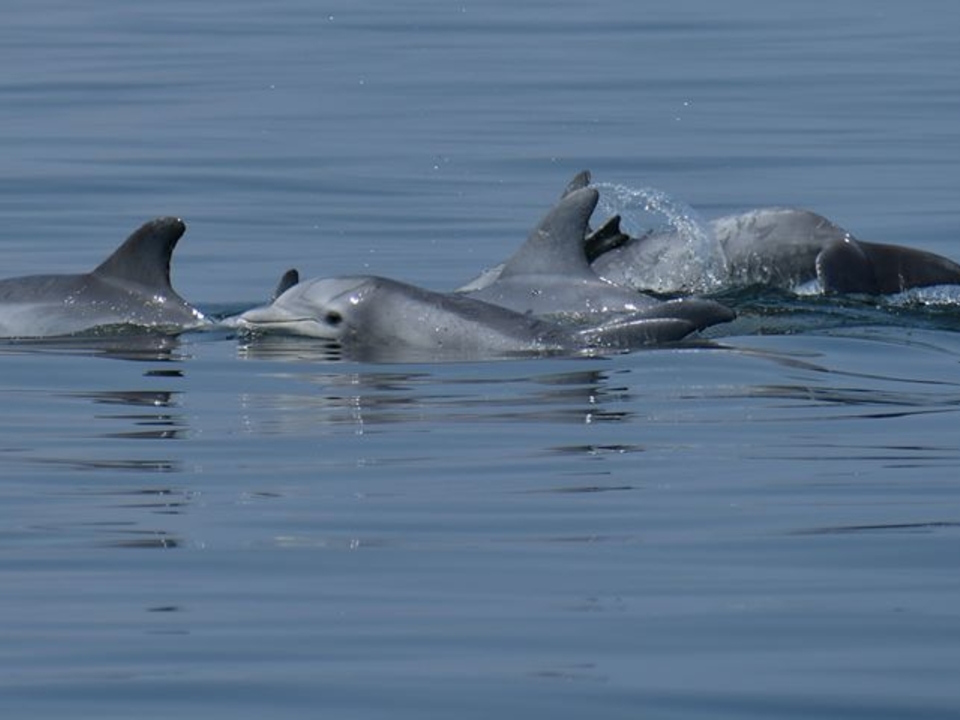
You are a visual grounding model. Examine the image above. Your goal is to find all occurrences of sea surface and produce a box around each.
[2,1,960,718]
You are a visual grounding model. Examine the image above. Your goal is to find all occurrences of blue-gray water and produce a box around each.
[3,1,960,718]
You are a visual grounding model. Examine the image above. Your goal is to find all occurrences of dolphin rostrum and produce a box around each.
[0,217,208,338]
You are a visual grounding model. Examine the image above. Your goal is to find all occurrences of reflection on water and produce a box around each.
[517,483,636,494]
[104,530,181,549]
[747,383,960,415]
[235,361,636,432]
[95,486,194,514]
[27,457,181,472]
[547,443,645,456]
[237,335,343,363]
[0,331,186,362]
[64,389,187,440]
[238,333,591,364]
[12,485,193,550]
[5,313,960,719]
[5,383,187,477]
[68,389,178,407]
[794,521,960,536]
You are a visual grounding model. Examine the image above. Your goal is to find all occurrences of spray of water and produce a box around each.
[887,284,960,307]
[593,182,729,293]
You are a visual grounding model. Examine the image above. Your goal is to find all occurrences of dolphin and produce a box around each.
[461,172,960,297]
[594,207,960,296]
[0,217,208,338]
[460,185,735,333]
[455,171,630,294]
[462,186,660,318]
[233,271,733,361]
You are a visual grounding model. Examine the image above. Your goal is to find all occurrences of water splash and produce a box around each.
[886,284,960,308]
[592,182,728,293]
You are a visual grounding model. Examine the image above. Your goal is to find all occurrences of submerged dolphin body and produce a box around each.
[234,272,733,361]
[0,218,207,338]
[595,208,960,296]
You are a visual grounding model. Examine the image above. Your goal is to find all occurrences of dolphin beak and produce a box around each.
[234,305,331,338]
[237,305,291,326]
[235,305,304,329]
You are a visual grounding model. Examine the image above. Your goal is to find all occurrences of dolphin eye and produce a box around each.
[324,311,343,326]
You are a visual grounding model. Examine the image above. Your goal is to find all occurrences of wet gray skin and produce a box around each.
[0,217,208,338]
[233,272,733,361]
[594,207,960,295]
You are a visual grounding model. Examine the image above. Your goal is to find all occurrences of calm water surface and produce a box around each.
[2,1,960,718]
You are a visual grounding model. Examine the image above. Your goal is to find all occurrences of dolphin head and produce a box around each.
[237,275,374,340]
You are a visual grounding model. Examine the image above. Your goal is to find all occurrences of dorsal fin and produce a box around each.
[500,187,600,279]
[585,214,631,262]
[273,268,300,300]
[92,217,186,290]
[561,170,592,198]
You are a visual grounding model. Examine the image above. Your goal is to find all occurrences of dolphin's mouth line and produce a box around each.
[240,317,315,326]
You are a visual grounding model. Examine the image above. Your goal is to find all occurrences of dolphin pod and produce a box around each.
[3,171,959,358]
[589,206,960,295]
[462,172,960,297]
[0,218,208,339]
[234,188,735,359]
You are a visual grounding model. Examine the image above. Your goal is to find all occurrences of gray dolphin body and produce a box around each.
[234,180,735,360]
[234,273,732,361]
[460,184,734,331]
[462,186,660,317]
[0,218,207,338]
[594,207,960,295]
[462,171,960,296]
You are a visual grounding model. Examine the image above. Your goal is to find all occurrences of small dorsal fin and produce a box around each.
[500,187,600,279]
[561,170,592,198]
[273,268,300,300]
[92,217,186,290]
[585,214,631,262]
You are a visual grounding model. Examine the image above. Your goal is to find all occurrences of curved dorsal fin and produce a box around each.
[500,187,600,279]
[273,268,300,300]
[92,217,186,290]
